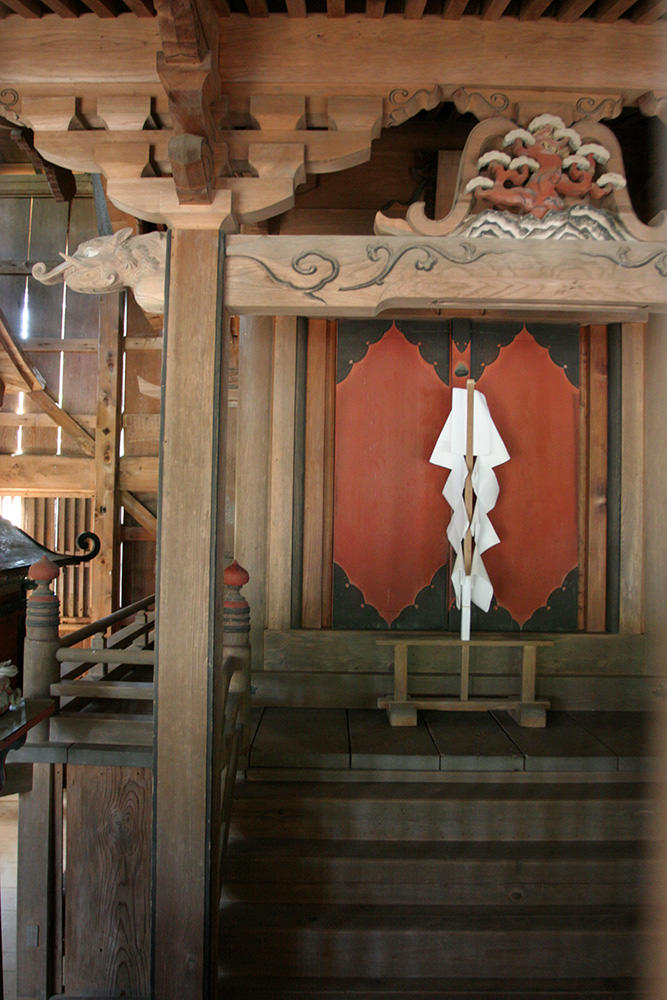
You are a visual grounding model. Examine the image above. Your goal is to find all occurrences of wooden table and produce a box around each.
[376,637,552,728]
[0,699,55,996]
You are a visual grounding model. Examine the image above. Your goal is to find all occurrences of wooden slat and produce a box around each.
[595,0,638,18]
[425,711,524,772]
[285,0,306,12]
[403,0,427,16]
[25,339,97,352]
[619,323,645,633]
[492,711,616,772]
[251,708,350,768]
[442,0,469,16]
[122,0,155,14]
[567,712,651,771]
[632,0,667,19]
[327,0,346,15]
[366,0,385,15]
[585,325,608,632]
[0,455,94,495]
[349,709,440,770]
[266,316,298,630]
[301,319,328,628]
[77,0,119,15]
[557,0,596,19]
[480,0,513,17]
[17,763,55,999]
[519,0,553,17]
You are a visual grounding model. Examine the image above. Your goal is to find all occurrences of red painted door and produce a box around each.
[332,318,581,631]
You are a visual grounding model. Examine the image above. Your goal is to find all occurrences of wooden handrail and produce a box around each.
[59,595,155,647]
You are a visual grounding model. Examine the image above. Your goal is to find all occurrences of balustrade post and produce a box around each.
[23,555,60,743]
[223,560,251,736]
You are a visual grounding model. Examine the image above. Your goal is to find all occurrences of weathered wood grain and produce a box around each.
[251,707,350,769]
[425,711,524,772]
[64,765,151,996]
[492,711,617,772]
[620,322,645,633]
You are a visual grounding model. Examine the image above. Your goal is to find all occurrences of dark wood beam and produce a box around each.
[285,0,306,12]
[77,0,119,16]
[327,0,346,15]
[367,0,386,16]
[632,0,667,20]
[1,0,43,16]
[123,0,156,14]
[39,0,80,16]
[245,0,269,14]
[595,0,639,19]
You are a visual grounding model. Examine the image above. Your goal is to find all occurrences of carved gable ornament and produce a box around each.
[376,114,667,245]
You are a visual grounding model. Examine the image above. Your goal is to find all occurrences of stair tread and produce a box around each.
[221,974,638,995]
[233,779,650,801]
[220,902,639,931]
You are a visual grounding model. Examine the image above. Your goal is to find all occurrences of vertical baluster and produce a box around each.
[23,555,61,742]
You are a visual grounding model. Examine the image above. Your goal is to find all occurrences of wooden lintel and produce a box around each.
[224,235,667,317]
[10,126,76,203]
[0,454,95,496]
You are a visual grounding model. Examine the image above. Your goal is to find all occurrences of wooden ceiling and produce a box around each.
[0,0,664,23]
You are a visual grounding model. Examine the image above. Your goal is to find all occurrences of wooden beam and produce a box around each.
[10,127,76,202]
[155,227,228,999]
[557,0,596,19]
[327,0,346,15]
[91,294,123,621]
[24,338,97,353]
[77,0,119,15]
[1,0,43,16]
[120,489,158,538]
[38,0,80,15]
[367,0,386,15]
[285,0,307,13]
[0,455,94,496]
[122,0,156,14]
[595,0,638,19]
[245,0,269,13]
[118,456,159,492]
[619,322,645,633]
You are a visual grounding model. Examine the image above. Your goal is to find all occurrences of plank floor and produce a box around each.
[247,709,651,776]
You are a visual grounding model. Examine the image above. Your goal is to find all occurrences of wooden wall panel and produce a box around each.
[64,765,151,997]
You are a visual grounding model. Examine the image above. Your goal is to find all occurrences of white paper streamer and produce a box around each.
[430,387,509,623]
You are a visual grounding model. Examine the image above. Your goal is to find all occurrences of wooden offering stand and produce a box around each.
[376,636,552,728]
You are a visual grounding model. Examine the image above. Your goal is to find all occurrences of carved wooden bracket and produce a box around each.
[9,127,76,203]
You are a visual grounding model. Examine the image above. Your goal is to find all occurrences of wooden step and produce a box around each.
[221,975,638,999]
[222,839,649,906]
[218,904,639,980]
[230,780,652,843]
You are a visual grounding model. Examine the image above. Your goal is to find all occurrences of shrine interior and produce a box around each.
[0,3,666,999]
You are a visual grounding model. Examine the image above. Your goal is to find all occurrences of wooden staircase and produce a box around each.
[219,773,652,998]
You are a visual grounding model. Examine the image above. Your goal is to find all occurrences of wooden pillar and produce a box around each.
[234,314,273,667]
[266,316,298,629]
[91,292,123,621]
[154,228,228,999]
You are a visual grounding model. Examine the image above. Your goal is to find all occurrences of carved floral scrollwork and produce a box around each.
[339,241,491,292]
[0,88,22,125]
[234,250,340,302]
[384,85,442,127]
[451,88,510,120]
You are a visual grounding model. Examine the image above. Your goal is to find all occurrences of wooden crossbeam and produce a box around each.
[245,0,269,14]
[77,0,119,15]
[27,389,96,457]
[10,127,76,203]
[557,0,597,20]
[38,0,79,15]
[123,0,156,14]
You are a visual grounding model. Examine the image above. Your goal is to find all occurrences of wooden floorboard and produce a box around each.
[491,711,619,772]
[348,709,439,771]
[566,712,653,771]
[425,711,524,772]
[249,708,350,768]
[246,708,647,775]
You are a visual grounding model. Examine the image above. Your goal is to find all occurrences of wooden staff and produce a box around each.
[460,378,475,699]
